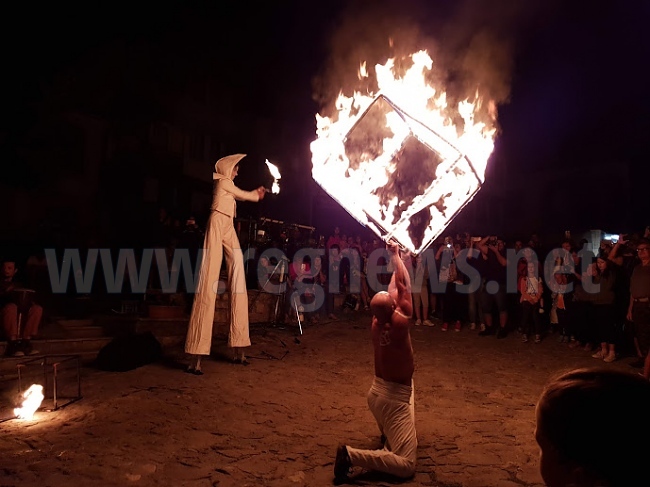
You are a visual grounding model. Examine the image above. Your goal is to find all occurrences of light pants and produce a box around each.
[347,377,417,478]
[185,211,251,355]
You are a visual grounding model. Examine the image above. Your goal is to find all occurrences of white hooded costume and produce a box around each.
[185,154,260,355]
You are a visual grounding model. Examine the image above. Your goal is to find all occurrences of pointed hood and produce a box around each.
[213,154,246,180]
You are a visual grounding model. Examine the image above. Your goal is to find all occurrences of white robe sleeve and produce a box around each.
[221,179,260,202]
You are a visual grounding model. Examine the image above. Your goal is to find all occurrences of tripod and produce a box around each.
[249,257,288,324]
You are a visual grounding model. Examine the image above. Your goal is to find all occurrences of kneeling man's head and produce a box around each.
[370,291,395,324]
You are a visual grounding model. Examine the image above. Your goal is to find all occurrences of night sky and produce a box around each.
[1,0,648,243]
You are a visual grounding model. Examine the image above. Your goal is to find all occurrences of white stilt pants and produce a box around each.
[185,211,251,355]
[347,377,417,478]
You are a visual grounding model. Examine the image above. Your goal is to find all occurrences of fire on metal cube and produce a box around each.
[1,355,83,423]
[311,50,497,255]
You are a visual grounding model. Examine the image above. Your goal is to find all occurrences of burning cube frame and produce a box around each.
[314,94,482,255]
[17,355,82,413]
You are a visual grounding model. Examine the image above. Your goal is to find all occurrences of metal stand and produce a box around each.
[292,294,303,335]
[17,355,82,412]
[17,310,22,338]
[249,258,287,324]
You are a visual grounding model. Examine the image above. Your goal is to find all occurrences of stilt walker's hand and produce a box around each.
[257,186,267,200]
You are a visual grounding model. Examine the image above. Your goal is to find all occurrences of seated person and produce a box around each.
[257,255,278,293]
[286,258,316,323]
[1,258,42,356]
[535,367,650,487]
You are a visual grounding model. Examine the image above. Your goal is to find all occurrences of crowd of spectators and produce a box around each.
[269,225,650,376]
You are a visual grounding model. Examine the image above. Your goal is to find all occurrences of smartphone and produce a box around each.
[472,236,481,242]
[447,244,452,248]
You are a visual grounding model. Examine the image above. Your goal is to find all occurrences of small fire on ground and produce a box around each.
[14,384,44,420]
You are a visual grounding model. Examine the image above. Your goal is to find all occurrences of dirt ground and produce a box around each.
[0,313,637,487]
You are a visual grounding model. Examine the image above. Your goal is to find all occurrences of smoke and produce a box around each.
[313,0,555,124]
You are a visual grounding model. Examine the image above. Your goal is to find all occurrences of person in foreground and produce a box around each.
[535,367,650,487]
[185,154,266,374]
[334,240,416,483]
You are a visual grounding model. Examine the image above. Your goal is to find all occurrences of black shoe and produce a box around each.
[630,357,646,369]
[232,356,250,366]
[496,327,508,339]
[4,340,24,357]
[334,444,352,483]
[21,339,39,356]
[185,366,204,375]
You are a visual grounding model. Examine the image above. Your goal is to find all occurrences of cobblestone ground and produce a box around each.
[0,313,636,487]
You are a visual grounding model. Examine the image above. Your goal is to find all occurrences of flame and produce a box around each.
[14,384,44,420]
[310,49,498,254]
[358,61,368,80]
[265,159,281,194]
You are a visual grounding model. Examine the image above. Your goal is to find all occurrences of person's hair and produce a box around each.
[537,368,650,486]
[1,258,18,268]
[595,255,611,278]
[637,237,650,247]
[561,238,573,250]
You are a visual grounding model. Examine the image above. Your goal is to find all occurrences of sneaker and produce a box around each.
[534,335,541,344]
[603,352,616,363]
[496,327,508,339]
[441,323,449,332]
[334,444,352,482]
[478,325,493,336]
[423,320,434,327]
[479,323,486,332]
[454,321,461,332]
[592,350,605,359]
[470,322,476,330]
[415,319,422,326]
[522,334,529,343]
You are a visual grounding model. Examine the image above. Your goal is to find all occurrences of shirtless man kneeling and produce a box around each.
[334,240,416,482]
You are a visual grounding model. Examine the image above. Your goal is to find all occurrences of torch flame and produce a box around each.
[14,384,44,420]
[265,159,281,194]
[310,49,498,254]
